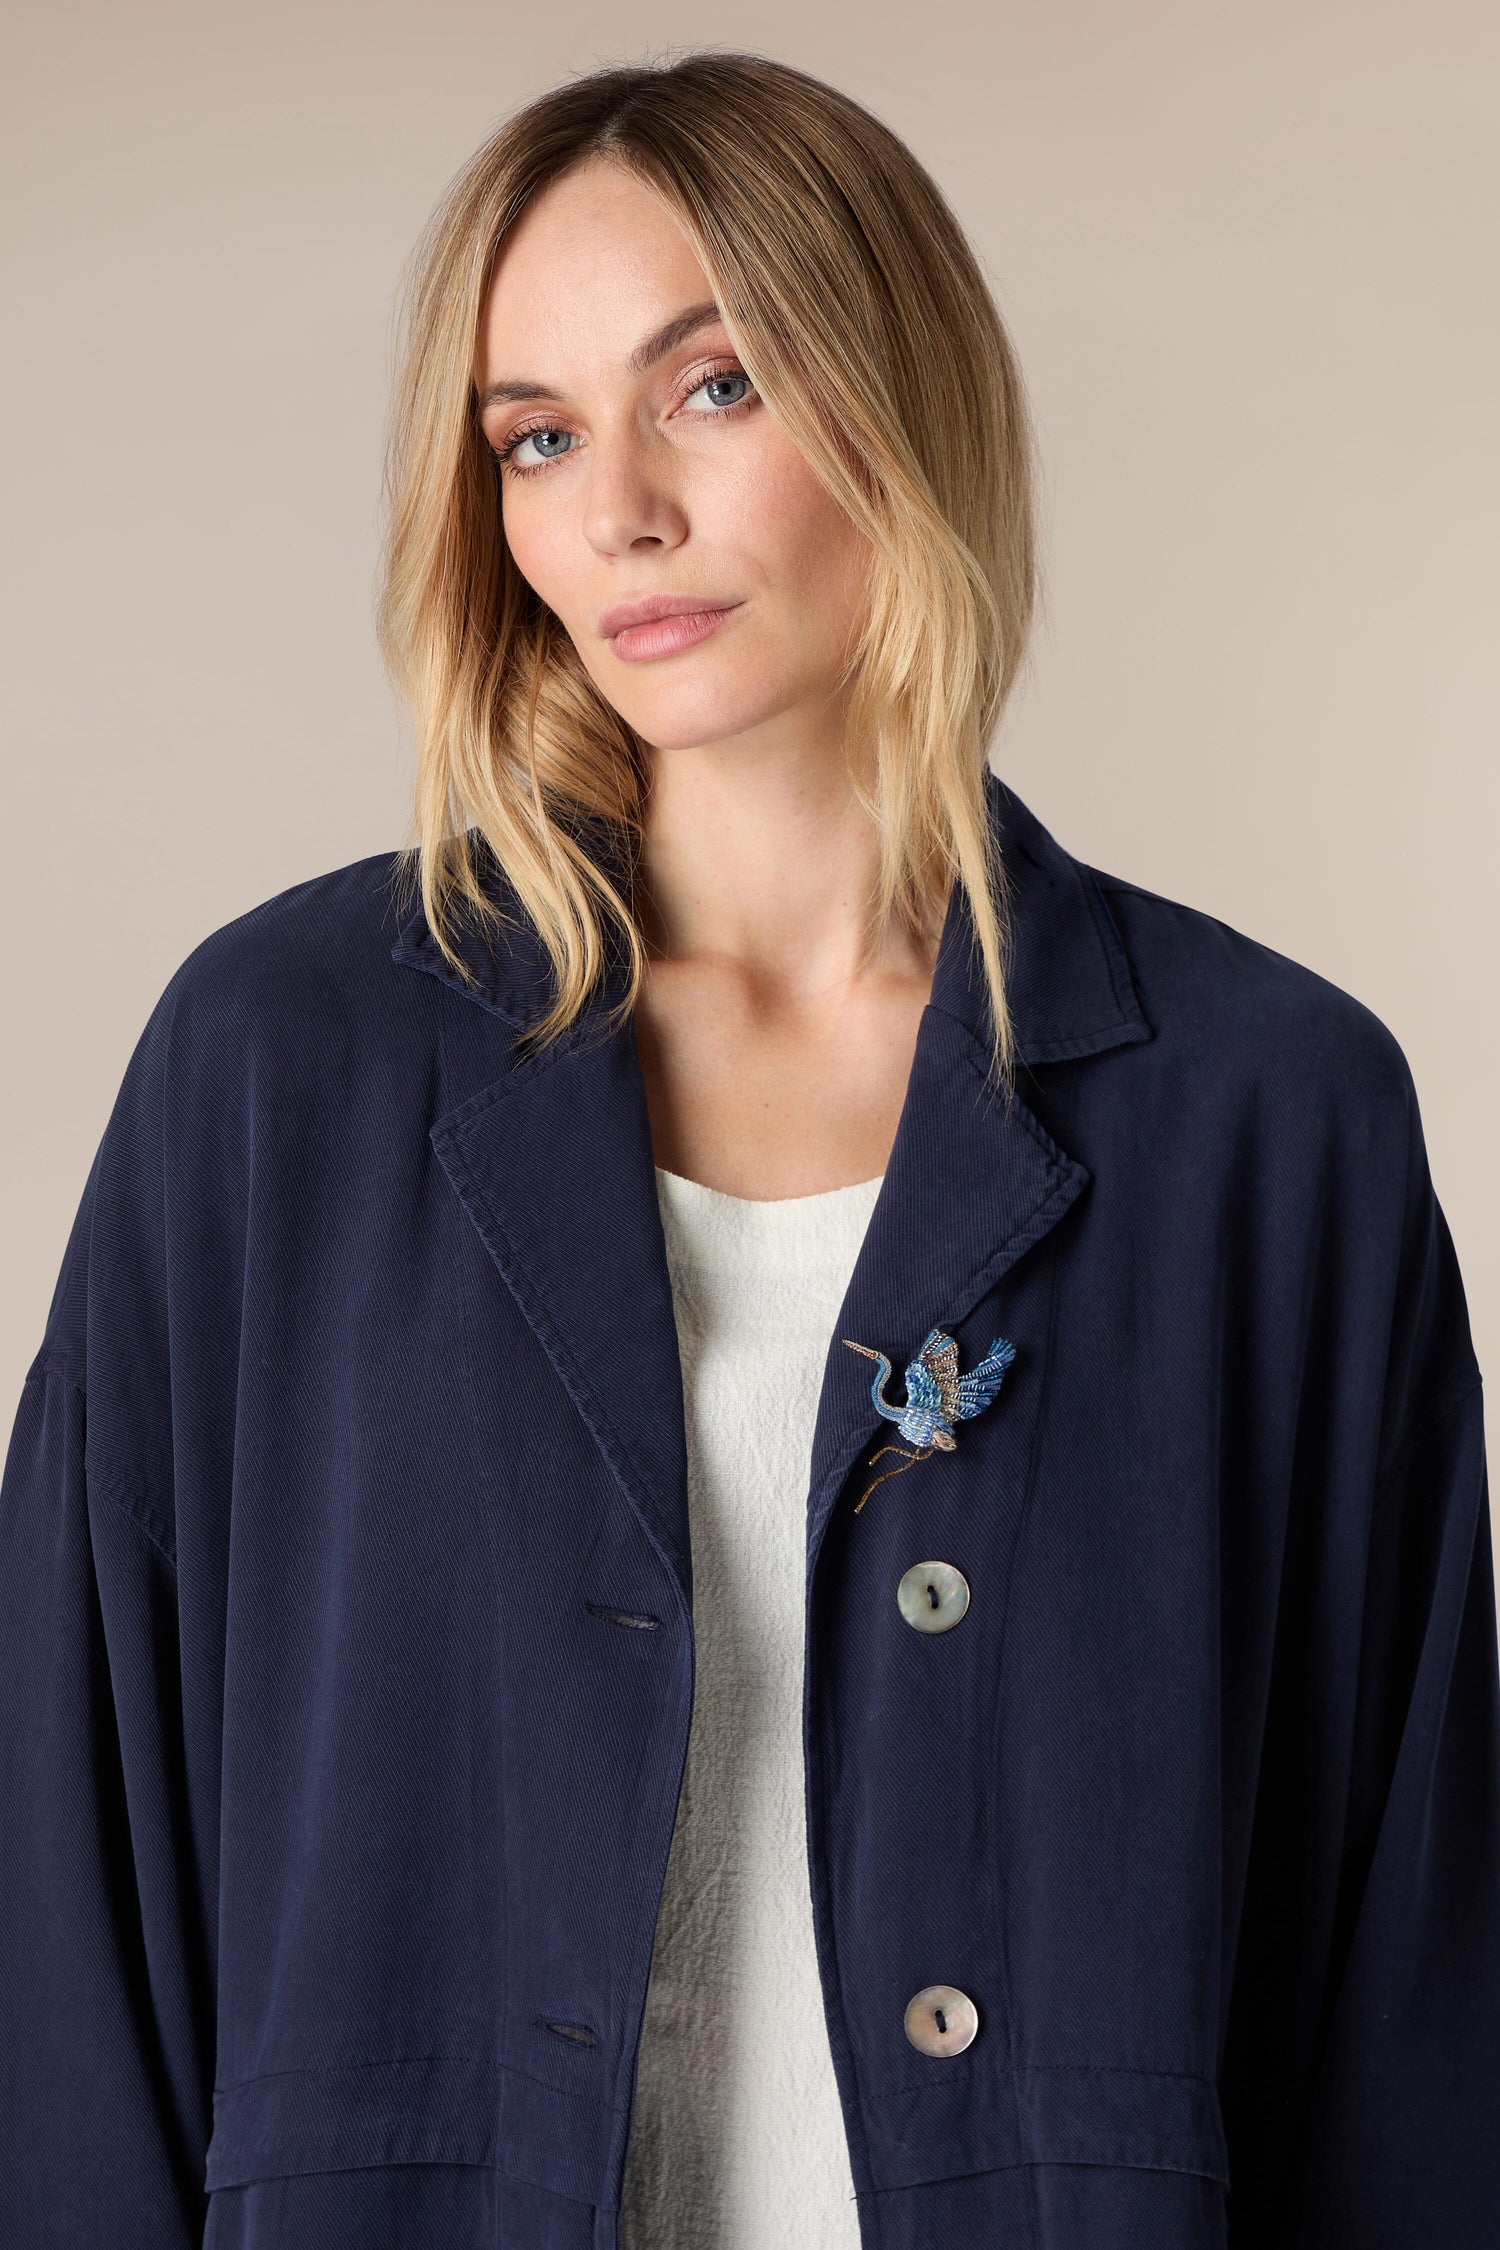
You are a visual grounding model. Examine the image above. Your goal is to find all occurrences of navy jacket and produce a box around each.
[2,773,1495,2250]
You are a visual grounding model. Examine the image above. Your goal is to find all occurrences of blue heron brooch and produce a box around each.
[841,1325,1017,1511]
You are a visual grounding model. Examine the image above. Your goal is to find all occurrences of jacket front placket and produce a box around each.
[389,775,1154,2225]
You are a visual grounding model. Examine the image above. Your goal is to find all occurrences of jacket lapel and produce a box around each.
[390,772,1152,1612]
[420,992,696,1599]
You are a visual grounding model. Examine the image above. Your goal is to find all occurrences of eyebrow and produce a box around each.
[475,300,727,413]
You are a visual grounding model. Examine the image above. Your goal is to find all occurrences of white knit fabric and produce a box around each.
[617,1163,885,2249]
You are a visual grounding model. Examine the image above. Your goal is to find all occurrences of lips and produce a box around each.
[604,602,743,663]
[599,592,739,639]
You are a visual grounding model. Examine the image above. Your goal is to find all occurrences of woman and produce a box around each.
[1,49,1495,2250]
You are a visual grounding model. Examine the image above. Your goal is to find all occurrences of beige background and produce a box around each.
[3,7,1494,1588]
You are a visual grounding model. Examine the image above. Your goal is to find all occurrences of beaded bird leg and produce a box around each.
[854,1443,935,1512]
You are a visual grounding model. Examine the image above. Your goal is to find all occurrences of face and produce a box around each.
[473,156,873,758]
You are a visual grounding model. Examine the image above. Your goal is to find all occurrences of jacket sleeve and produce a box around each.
[1225,1041,1498,2246]
[0,979,214,2249]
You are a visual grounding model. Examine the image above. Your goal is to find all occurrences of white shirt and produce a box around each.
[617,1164,886,2248]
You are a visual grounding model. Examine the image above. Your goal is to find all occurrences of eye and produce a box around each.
[682,363,755,414]
[494,424,576,477]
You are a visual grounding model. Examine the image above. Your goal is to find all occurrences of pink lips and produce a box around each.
[600,593,743,663]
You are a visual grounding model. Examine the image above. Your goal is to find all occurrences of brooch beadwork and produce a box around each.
[841,1325,1017,1511]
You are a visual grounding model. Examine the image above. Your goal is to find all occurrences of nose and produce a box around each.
[580,427,689,558]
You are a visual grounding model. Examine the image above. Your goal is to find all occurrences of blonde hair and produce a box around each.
[376,49,1039,1101]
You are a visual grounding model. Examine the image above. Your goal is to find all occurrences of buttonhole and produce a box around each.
[585,1600,662,1631]
[539,2016,600,2048]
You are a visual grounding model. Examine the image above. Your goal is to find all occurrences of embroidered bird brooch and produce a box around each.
[841,1325,1017,1511]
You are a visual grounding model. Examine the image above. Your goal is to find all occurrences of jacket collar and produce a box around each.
[390,769,1149,1070]
[390,771,1152,1610]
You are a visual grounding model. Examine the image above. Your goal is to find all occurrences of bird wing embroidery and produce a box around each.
[954,1337,1018,1419]
[902,1349,945,1416]
[916,1327,962,1420]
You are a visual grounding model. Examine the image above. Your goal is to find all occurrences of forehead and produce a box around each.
[475,161,720,388]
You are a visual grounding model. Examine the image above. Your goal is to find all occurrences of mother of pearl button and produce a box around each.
[895,1559,971,1632]
[903,1984,980,2055]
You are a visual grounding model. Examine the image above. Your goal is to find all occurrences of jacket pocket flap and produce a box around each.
[205,2057,503,2194]
[862,2059,1229,2195]
[205,2052,623,2210]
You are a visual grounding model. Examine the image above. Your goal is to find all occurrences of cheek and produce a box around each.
[769,488,870,658]
[734,447,868,635]
[500,497,575,619]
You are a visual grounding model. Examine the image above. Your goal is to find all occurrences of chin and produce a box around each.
[616,686,793,756]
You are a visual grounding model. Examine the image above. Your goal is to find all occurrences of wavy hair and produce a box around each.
[376,49,1040,1101]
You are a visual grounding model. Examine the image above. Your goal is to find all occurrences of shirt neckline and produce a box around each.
[653,1164,885,1212]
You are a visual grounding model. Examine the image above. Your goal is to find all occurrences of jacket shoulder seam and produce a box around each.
[26,1357,179,1570]
[90,1468,178,1570]
[31,1345,85,1394]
